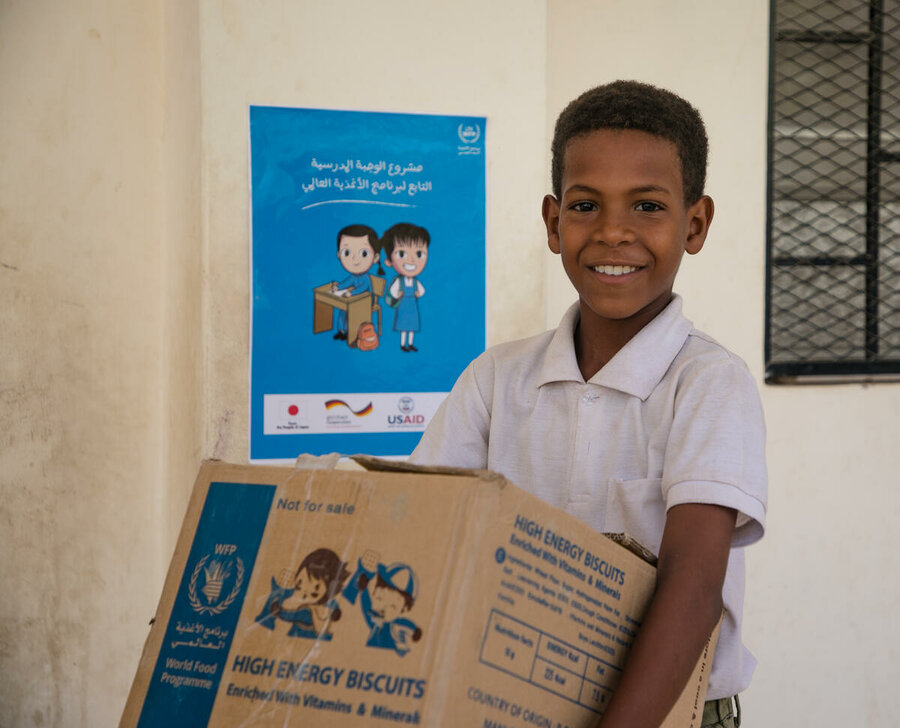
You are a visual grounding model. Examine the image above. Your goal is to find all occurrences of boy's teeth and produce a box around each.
[593,265,638,275]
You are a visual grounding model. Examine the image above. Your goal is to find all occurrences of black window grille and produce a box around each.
[766,0,900,383]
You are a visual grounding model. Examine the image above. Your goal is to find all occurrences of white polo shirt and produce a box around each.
[410,295,767,699]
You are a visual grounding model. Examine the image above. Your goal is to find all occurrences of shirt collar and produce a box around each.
[536,295,694,400]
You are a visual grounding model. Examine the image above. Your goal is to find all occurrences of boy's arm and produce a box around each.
[597,503,736,728]
[410,358,491,469]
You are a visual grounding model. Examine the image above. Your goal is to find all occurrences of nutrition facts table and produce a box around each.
[478,609,621,713]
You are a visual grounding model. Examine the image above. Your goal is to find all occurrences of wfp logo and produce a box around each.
[188,545,244,616]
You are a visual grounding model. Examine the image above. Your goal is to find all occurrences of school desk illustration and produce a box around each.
[312,278,385,348]
[313,223,386,349]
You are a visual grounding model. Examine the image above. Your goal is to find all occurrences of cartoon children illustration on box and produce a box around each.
[330,224,384,341]
[343,549,422,656]
[382,223,430,352]
[254,547,350,640]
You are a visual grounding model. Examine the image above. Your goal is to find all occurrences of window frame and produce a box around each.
[765,0,900,383]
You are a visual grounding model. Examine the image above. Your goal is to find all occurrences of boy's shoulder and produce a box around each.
[466,299,756,398]
[676,326,754,378]
[469,304,579,383]
[469,327,556,380]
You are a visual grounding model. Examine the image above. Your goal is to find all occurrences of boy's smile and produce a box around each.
[371,585,407,621]
[543,128,713,371]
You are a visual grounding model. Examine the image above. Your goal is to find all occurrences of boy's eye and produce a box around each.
[635,201,663,212]
[397,250,406,259]
[341,249,350,257]
[361,250,368,257]
[569,201,597,213]
[416,250,424,259]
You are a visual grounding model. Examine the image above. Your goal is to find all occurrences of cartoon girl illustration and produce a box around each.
[343,549,422,656]
[382,223,429,352]
[254,547,350,640]
[330,224,384,341]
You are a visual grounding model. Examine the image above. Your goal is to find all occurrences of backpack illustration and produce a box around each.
[356,321,379,351]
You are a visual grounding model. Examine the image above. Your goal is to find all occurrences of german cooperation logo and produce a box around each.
[324,399,373,428]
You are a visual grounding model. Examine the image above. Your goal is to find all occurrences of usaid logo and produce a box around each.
[388,397,424,426]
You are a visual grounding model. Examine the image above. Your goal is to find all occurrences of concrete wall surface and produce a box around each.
[1,1,898,726]
[1,0,201,725]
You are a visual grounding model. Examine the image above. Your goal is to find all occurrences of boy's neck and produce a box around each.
[574,295,673,381]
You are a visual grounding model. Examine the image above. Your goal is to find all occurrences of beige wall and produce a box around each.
[0,0,202,724]
[2,1,898,726]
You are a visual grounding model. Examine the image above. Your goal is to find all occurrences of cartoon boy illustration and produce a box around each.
[343,549,422,656]
[254,547,350,640]
[330,224,383,341]
[382,223,429,352]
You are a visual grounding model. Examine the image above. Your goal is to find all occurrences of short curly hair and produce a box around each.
[550,80,709,204]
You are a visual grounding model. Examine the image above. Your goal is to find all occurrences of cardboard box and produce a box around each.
[121,459,718,727]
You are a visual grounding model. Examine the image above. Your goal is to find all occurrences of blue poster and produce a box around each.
[249,107,486,461]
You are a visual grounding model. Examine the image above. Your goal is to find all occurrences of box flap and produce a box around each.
[349,454,503,482]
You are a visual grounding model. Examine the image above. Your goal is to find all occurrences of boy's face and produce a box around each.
[338,234,378,275]
[389,239,428,277]
[294,567,326,605]
[543,129,712,335]
[371,584,408,621]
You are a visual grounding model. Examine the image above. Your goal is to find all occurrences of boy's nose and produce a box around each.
[594,214,633,247]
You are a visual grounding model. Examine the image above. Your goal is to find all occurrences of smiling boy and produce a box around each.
[411,81,766,728]
[331,224,382,341]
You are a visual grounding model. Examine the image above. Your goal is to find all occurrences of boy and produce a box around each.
[410,81,766,728]
[331,223,382,340]
[382,222,430,352]
[343,550,423,657]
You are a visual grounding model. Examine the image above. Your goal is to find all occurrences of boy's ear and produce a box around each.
[685,195,714,255]
[542,195,561,254]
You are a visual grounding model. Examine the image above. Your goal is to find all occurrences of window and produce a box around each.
[766,0,900,382]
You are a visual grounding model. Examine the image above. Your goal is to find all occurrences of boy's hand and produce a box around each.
[597,503,736,728]
[360,549,380,573]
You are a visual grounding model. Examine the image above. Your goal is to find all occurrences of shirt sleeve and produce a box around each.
[409,356,492,469]
[661,354,768,547]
